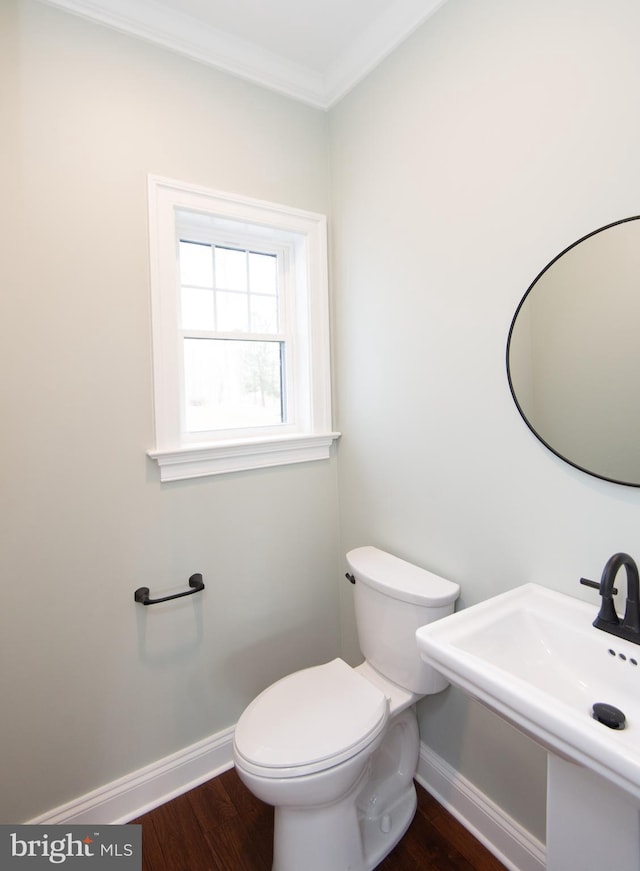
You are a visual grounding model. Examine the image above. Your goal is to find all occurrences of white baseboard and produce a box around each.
[28,726,235,825]
[416,742,546,871]
[29,724,545,871]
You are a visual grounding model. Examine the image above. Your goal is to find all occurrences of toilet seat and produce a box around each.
[233,658,388,778]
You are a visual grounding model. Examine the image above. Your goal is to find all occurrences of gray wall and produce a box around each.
[330,0,640,842]
[2,0,340,823]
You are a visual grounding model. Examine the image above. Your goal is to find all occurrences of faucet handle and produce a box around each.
[580,577,618,595]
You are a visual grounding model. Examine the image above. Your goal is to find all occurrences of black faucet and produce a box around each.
[584,553,640,644]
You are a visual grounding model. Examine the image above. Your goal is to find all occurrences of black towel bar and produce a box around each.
[134,573,205,606]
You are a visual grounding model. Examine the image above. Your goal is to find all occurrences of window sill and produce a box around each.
[148,432,341,482]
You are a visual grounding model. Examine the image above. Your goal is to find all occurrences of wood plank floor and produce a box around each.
[132,767,506,870]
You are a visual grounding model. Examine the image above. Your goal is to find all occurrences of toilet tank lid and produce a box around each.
[346,546,460,606]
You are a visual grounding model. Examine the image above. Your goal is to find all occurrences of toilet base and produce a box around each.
[360,784,417,870]
[271,777,417,871]
[272,766,368,871]
[270,708,420,871]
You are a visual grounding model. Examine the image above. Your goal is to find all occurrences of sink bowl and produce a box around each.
[416,583,640,802]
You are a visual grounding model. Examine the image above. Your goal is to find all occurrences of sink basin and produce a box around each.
[416,583,640,802]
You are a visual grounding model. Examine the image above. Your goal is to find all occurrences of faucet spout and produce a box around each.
[593,552,640,641]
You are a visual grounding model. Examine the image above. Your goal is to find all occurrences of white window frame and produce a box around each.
[147,176,339,481]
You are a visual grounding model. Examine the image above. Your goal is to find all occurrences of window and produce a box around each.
[147,176,338,481]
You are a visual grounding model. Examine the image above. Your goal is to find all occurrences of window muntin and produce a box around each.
[179,243,280,335]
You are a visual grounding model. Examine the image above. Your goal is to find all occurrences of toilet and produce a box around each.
[232,546,460,871]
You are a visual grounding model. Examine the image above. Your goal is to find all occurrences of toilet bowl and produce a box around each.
[233,546,460,871]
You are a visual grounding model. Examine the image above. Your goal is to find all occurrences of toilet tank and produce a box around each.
[347,546,460,695]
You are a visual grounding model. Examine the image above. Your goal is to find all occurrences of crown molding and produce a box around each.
[324,0,449,108]
[38,0,328,106]
[39,0,448,110]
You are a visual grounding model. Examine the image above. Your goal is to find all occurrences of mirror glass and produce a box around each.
[507,216,640,486]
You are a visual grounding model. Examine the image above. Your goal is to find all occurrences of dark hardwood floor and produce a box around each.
[132,767,506,870]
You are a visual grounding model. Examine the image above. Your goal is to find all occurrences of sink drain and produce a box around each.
[592,702,626,730]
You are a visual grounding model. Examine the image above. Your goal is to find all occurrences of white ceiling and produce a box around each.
[41,0,449,108]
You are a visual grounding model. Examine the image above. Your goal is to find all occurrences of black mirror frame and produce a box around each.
[506,215,640,488]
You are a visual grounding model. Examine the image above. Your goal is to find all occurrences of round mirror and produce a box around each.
[507,216,640,486]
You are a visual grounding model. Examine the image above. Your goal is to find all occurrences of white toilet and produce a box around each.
[232,546,460,871]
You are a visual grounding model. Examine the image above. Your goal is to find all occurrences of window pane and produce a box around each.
[180,241,213,287]
[215,246,247,292]
[217,291,248,333]
[249,252,277,295]
[250,294,279,333]
[181,287,214,330]
[184,338,284,432]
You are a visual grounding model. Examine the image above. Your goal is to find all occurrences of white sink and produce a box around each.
[416,582,640,803]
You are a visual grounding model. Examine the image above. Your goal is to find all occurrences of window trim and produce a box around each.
[147,175,339,481]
